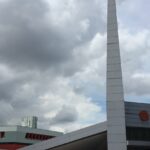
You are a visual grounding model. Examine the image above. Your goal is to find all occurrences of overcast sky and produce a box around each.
[0,0,150,133]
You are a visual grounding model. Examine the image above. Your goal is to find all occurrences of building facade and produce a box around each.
[0,117,62,150]
[19,102,150,150]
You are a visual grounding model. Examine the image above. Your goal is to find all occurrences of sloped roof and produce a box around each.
[19,122,107,150]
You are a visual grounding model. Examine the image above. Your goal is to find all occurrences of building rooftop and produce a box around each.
[19,102,150,150]
[0,125,62,137]
[19,122,107,150]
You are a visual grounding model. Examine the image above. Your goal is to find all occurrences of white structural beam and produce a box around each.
[107,0,127,150]
[18,122,106,150]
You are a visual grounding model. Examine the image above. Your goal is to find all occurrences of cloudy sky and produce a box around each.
[0,0,150,133]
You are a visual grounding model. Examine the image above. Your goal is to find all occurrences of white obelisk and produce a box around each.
[107,0,127,150]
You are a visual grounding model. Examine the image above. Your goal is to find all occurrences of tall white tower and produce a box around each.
[107,0,127,150]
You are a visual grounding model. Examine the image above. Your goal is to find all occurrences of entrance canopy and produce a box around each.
[19,122,107,150]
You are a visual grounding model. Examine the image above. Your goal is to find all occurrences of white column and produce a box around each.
[107,0,127,150]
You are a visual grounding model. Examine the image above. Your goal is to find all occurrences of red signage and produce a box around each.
[139,111,149,121]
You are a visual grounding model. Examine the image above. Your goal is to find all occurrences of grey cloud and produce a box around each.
[0,0,106,130]
[50,105,78,125]
[0,0,106,73]
[0,0,74,70]
[0,80,19,101]
[0,72,32,103]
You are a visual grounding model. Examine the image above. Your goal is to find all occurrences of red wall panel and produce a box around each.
[0,143,28,150]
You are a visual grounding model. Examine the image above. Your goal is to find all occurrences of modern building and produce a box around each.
[0,117,62,150]
[17,0,150,149]
[18,102,150,150]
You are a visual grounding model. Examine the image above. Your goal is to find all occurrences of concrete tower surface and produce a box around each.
[106,0,127,150]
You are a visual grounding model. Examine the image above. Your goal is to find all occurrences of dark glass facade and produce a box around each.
[127,127,150,141]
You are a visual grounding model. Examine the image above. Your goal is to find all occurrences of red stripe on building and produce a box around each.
[0,143,28,150]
